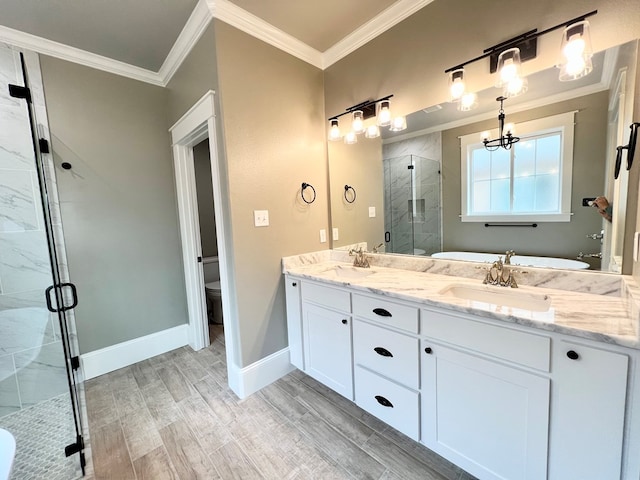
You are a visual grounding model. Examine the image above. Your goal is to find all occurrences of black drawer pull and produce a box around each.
[292,282,297,287]
[341,319,348,325]
[373,308,392,317]
[375,395,393,408]
[567,350,579,360]
[424,347,433,354]
[374,347,393,357]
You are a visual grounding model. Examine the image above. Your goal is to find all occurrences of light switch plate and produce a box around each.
[332,228,339,241]
[254,210,269,227]
[320,229,327,243]
[369,206,376,218]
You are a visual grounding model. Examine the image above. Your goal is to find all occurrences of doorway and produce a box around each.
[169,91,239,389]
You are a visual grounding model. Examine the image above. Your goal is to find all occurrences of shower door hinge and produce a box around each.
[39,138,50,153]
[70,356,80,371]
[8,84,32,103]
[65,435,84,457]
[407,165,414,169]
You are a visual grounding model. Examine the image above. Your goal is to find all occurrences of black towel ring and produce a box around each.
[344,185,356,203]
[301,182,316,204]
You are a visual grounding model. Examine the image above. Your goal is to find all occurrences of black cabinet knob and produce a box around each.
[341,319,348,325]
[292,282,297,287]
[567,350,579,360]
[424,347,433,354]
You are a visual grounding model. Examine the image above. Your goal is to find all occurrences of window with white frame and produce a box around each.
[460,111,576,222]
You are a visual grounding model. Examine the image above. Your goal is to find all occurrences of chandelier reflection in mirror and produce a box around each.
[481,96,520,151]
[327,95,407,143]
[444,10,597,112]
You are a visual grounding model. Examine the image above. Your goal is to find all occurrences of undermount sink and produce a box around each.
[331,265,376,279]
[439,283,552,312]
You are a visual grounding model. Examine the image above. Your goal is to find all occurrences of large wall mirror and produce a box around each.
[328,39,639,273]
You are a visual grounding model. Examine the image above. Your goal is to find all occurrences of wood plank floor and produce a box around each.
[85,326,476,480]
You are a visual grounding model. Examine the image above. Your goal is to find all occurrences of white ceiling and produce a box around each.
[0,0,415,76]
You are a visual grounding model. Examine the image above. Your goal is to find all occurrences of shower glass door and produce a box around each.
[0,44,85,479]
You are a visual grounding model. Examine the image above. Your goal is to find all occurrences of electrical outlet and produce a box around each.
[320,229,327,243]
[254,210,269,227]
[369,206,376,218]
[332,228,339,241]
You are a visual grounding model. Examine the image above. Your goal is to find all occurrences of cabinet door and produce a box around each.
[548,341,628,480]
[302,303,353,399]
[422,341,549,480]
[285,276,303,369]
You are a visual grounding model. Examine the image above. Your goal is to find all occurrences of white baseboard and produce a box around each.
[227,347,294,399]
[81,324,189,380]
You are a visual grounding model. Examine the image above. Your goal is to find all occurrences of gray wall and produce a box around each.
[193,140,218,257]
[441,92,608,261]
[40,56,188,353]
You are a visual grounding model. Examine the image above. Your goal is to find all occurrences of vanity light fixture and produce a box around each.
[444,10,597,101]
[558,20,593,81]
[328,94,405,145]
[458,92,478,112]
[481,96,520,151]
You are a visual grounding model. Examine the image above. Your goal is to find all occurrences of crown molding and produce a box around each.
[206,0,323,69]
[0,25,163,85]
[322,0,435,68]
[158,0,213,85]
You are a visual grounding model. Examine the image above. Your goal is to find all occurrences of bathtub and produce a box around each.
[431,251,590,270]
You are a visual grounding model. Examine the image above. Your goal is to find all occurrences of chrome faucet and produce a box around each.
[577,252,602,260]
[483,255,518,288]
[349,247,371,268]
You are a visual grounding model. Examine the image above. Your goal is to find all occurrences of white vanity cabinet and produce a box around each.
[420,307,551,480]
[300,281,354,399]
[284,275,638,480]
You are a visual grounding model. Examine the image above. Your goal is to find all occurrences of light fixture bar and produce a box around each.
[328,94,394,121]
[444,10,597,74]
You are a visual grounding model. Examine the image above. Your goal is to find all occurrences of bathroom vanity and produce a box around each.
[283,251,640,480]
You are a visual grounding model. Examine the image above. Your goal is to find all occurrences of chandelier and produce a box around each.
[481,96,520,151]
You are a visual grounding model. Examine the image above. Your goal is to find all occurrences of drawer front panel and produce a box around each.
[353,320,419,389]
[422,308,550,371]
[355,366,419,440]
[302,281,351,312]
[353,294,418,333]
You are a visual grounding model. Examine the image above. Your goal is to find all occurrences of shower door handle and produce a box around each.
[45,283,79,313]
[385,231,390,243]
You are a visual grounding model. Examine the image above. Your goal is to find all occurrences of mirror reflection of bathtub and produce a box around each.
[432,252,589,270]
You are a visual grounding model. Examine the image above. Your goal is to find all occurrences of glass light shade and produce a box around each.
[480,131,491,141]
[389,116,407,132]
[351,110,365,134]
[365,125,380,138]
[504,123,516,135]
[496,48,523,88]
[377,100,392,126]
[328,119,341,141]
[449,68,466,102]
[558,20,593,81]
[458,92,478,111]
[503,75,528,98]
[344,131,358,144]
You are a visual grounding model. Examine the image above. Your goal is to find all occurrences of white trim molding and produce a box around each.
[227,348,295,399]
[0,25,164,85]
[80,325,189,380]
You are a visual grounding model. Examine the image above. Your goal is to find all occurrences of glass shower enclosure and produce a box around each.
[383,154,442,256]
[0,44,86,478]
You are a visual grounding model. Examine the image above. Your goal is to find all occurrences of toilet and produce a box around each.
[203,256,223,324]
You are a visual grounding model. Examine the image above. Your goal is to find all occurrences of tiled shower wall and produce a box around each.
[0,44,72,418]
[382,132,442,255]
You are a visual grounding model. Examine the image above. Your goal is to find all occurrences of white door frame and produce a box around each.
[169,90,237,362]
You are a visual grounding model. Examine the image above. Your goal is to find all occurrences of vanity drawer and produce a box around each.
[354,366,419,441]
[353,294,418,333]
[301,281,351,312]
[421,308,550,372]
[353,319,419,389]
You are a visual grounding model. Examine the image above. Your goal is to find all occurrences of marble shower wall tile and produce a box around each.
[0,306,52,356]
[0,354,20,417]
[0,169,40,232]
[0,230,52,294]
[14,341,67,407]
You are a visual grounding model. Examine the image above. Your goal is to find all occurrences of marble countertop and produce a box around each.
[283,259,640,349]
